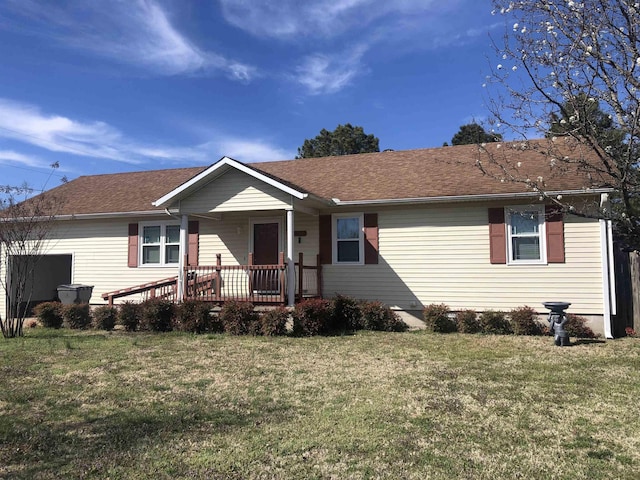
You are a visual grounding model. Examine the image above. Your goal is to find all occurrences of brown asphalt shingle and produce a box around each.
[37,167,206,215]
[34,140,607,216]
[254,141,604,201]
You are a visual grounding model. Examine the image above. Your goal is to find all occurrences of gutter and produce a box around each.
[2,210,168,222]
[330,188,614,206]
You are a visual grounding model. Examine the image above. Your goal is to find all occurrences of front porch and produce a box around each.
[102,252,321,306]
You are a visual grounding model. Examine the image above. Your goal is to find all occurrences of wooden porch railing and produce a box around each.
[102,276,178,306]
[183,252,287,304]
[102,252,322,306]
[294,252,322,302]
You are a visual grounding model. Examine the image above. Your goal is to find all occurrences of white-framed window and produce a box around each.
[506,206,546,264]
[332,213,364,265]
[140,222,180,266]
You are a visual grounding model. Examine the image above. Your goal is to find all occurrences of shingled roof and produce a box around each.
[253,141,600,202]
[37,167,206,215]
[37,140,607,216]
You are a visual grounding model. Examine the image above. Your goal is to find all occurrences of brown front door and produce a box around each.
[253,222,279,291]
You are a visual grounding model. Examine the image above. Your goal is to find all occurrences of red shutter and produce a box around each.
[319,215,332,264]
[488,208,507,264]
[545,206,565,263]
[128,223,138,268]
[188,220,199,266]
[364,213,379,264]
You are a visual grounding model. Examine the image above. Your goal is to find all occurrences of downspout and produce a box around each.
[607,220,617,317]
[599,194,614,339]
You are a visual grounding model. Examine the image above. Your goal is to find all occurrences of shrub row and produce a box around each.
[34,302,117,330]
[422,303,598,338]
[292,296,408,336]
[32,295,408,336]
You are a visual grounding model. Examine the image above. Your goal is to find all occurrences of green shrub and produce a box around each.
[423,303,457,333]
[509,306,543,336]
[140,298,175,332]
[565,313,598,338]
[92,305,117,331]
[455,309,481,334]
[479,310,512,335]
[360,301,408,332]
[260,307,289,336]
[292,299,332,336]
[118,301,141,332]
[33,302,63,329]
[176,300,221,334]
[62,303,92,329]
[220,301,259,335]
[331,295,363,331]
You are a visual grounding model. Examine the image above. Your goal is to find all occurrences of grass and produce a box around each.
[1,329,639,479]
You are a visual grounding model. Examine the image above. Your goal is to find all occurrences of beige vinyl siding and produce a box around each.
[322,204,604,315]
[292,213,320,295]
[0,217,182,310]
[179,169,291,214]
[0,211,320,313]
[197,211,318,265]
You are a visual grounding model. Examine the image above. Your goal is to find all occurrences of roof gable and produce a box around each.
[153,156,307,208]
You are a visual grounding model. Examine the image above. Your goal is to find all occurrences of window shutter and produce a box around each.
[488,208,507,264]
[363,213,379,264]
[545,206,565,263]
[128,223,138,268]
[188,220,199,266]
[318,215,332,264]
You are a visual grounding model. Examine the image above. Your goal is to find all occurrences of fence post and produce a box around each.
[215,254,222,301]
[316,254,322,299]
[180,253,188,301]
[247,253,254,301]
[279,251,286,304]
[632,251,640,331]
[298,252,304,303]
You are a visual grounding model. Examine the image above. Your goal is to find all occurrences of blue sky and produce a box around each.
[0,0,503,192]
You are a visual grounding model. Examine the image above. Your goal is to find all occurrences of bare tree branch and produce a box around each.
[485,0,640,248]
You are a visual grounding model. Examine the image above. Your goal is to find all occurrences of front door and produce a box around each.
[252,222,280,291]
[253,222,279,265]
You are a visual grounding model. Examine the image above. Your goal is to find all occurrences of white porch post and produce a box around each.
[286,208,295,306]
[177,214,189,301]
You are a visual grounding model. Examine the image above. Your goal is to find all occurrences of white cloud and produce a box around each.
[0,98,138,163]
[0,150,44,168]
[1,0,256,80]
[293,46,367,95]
[219,0,438,40]
[212,138,294,162]
[219,0,491,95]
[0,98,293,166]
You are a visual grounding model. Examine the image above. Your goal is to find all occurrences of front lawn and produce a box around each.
[1,330,639,479]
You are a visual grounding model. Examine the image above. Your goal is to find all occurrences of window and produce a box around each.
[506,206,546,264]
[140,223,180,266]
[333,214,364,264]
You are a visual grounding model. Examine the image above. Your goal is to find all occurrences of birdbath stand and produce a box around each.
[543,302,571,346]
